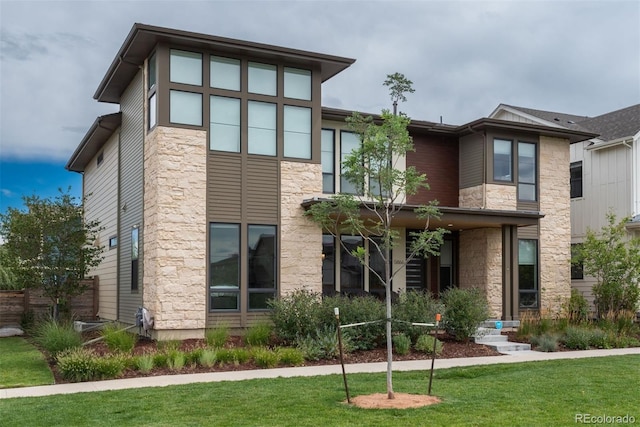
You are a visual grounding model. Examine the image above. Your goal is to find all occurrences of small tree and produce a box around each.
[0,189,103,320]
[304,73,447,399]
[576,212,640,319]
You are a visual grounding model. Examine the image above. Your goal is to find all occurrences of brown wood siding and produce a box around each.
[407,134,459,207]
[459,133,485,188]
[246,157,279,223]
[517,200,539,211]
[518,224,539,239]
[208,154,243,220]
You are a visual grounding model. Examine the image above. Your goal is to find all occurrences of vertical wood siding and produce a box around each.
[118,70,144,323]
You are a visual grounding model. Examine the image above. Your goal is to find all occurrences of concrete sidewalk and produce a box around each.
[2,347,639,399]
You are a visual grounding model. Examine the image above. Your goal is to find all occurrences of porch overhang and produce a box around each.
[300,198,543,230]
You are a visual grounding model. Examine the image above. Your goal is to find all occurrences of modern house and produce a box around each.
[66,24,596,339]
[490,104,640,308]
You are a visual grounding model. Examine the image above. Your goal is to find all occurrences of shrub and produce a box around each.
[269,289,323,345]
[530,334,559,352]
[205,324,230,348]
[252,347,279,368]
[198,349,217,367]
[442,288,490,342]
[563,289,590,324]
[166,350,186,371]
[324,294,385,350]
[588,328,612,349]
[415,334,443,356]
[392,333,411,355]
[516,310,538,339]
[157,340,180,352]
[186,348,204,365]
[563,326,591,350]
[136,354,155,373]
[56,348,125,382]
[277,347,305,366]
[152,352,168,368]
[244,322,273,347]
[33,319,83,357]
[101,323,137,353]
[393,291,444,342]
[295,326,347,361]
[217,348,251,365]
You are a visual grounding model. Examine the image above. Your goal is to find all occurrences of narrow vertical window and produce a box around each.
[284,105,311,159]
[571,243,584,280]
[248,101,276,156]
[147,53,157,130]
[518,239,538,308]
[340,131,361,194]
[210,223,240,311]
[284,67,311,100]
[248,225,276,310]
[322,234,335,295]
[340,235,363,294]
[321,129,335,193]
[149,92,157,129]
[493,139,512,182]
[170,49,202,86]
[210,96,240,152]
[148,52,156,90]
[131,226,139,292]
[439,240,454,292]
[210,56,240,91]
[570,161,583,198]
[518,142,536,201]
[248,62,277,96]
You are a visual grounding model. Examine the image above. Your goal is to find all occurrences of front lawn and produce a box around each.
[0,337,54,388]
[1,355,638,426]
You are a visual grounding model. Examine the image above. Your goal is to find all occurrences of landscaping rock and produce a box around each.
[0,326,24,337]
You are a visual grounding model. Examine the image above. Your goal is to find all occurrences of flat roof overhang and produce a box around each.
[95,23,356,103]
[301,198,543,231]
[65,112,121,172]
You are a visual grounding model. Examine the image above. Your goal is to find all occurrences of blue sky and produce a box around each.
[1,1,638,216]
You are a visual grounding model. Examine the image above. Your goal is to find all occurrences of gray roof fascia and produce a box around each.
[95,23,356,103]
[65,112,122,172]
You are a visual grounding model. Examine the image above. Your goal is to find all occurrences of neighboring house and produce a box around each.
[490,103,640,309]
[66,24,595,339]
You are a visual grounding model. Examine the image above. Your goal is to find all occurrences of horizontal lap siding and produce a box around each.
[118,70,144,324]
[208,155,242,220]
[246,157,278,222]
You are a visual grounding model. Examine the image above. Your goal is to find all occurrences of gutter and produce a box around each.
[586,136,633,151]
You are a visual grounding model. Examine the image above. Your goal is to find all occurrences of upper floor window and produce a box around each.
[284,67,311,100]
[148,53,157,90]
[170,90,202,126]
[493,139,512,181]
[518,142,537,201]
[248,101,277,156]
[283,106,311,159]
[170,49,202,86]
[210,56,240,91]
[340,131,361,195]
[570,161,583,198]
[248,62,277,96]
[321,129,335,193]
[148,53,157,130]
[210,96,240,152]
[97,151,104,167]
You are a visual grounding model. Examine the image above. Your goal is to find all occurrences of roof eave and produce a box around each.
[458,118,599,144]
[65,113,122,173]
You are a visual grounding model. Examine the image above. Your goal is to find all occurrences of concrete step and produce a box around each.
[481,320,521,329]
[475,335,508,343]
[487,342,532,353]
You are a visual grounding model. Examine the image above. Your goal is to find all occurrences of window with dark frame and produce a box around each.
[518,239,538,308]
[518,142,537,201]
[571,243,584,280]
[97,152,104,167]
[493,139,513,182]
[209,223,240,311]
[131,227,139,292]
[321,129,335,193]
[108,235,117,249]
[570,161,583,198]
[247,224,277,310]
[322,234,335,295]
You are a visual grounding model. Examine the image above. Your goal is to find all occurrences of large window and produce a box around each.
[518,239,538,308]
[170,90,202,126]
[284,67,311,100]
[340,131,361,194]
[248,225,276,310]
[321,129,335,193]
[210,96,240,152]
[210,56,240,91]
[170,49,202,86]
[248,62,277,96]
[283,106,311,159]
[248,101,276,156]
[493,139,513,181]
[518,142,537,201]
[570,161,583,198]
[322,234,335,294]
[209,223,240,310]
[340,236,364,294]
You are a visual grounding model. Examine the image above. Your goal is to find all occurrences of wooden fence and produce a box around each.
[0,277,98,327]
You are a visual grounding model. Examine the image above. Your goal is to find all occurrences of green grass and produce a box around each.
[0,337,54,388]
[1,355,638,426]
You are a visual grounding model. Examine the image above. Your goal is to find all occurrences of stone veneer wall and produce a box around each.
[458,184,516,210]
[280,161,323,295]
[538,136,571,314]
[458,228,503,318]
[143,126,208,340]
